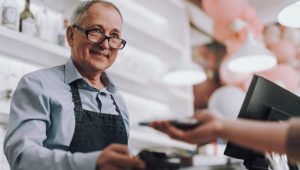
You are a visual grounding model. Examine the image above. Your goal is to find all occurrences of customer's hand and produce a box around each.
[151,110,225,145]
[96,144,145,170]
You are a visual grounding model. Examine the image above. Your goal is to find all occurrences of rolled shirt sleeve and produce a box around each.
[286,118,300,163]
[4,74,99,170]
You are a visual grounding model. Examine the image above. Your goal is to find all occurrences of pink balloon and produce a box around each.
[270,40,297,63]
[258,64,300,91]
[219,56,252,86]
[286,58,300,72]
[249,19,264,40]
[240,6,256,21]
[239,6,264,40]
[213,19,235,42]
[202,0,249,22]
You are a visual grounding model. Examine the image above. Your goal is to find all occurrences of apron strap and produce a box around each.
[70,82,83,109]
[110,95,121,115]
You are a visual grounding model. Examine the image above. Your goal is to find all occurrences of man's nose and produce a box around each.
[98,38,110,49]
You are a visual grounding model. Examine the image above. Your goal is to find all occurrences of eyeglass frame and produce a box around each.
[72,24,126,50]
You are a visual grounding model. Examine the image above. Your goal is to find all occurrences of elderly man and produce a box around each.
[4,1,144,170]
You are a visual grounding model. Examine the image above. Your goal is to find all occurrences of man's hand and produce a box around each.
[96,144,145,170]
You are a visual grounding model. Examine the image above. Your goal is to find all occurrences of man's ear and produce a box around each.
[66,26,74,47]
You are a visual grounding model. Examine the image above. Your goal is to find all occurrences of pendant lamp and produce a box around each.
[163,59,207,86]
[278,1,300,28]
[228,32,277,74]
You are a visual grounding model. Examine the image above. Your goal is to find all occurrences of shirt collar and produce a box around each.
[64,58,117,94]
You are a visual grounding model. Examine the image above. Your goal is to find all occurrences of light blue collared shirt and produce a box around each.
[4,58,129,170]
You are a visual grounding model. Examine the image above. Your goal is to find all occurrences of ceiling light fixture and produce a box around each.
[278,1,300,28]
[228,32,277,74]
[163,59,207,86]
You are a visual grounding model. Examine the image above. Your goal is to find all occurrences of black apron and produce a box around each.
[68,82,128,153]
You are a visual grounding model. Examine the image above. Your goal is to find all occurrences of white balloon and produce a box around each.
[208,86,246,119]
[283,28,300,45]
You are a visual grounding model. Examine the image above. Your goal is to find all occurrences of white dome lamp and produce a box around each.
[227,20,277,74]
[278,1,300,28]
[163,59,207,86]
[228,32,277,74]
[163,6,207,87]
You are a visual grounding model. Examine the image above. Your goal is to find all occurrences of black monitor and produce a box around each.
[224,75,300,170]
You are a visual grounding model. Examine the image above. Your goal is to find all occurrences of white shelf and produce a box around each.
[30,0,184,62]
[0,113,8,124]
[0,24,190,111]
[107,70,191,102]
[0,27,69,67]
[123,21,182,61]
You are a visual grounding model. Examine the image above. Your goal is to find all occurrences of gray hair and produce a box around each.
[70,0,123,25]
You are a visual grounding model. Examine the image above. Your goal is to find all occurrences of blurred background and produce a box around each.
[1,0,300,169]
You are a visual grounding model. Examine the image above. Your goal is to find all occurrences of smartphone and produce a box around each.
[169,118,201,130]
[139,118,201,130]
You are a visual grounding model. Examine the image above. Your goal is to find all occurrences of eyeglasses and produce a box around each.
[72,25,126,50]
